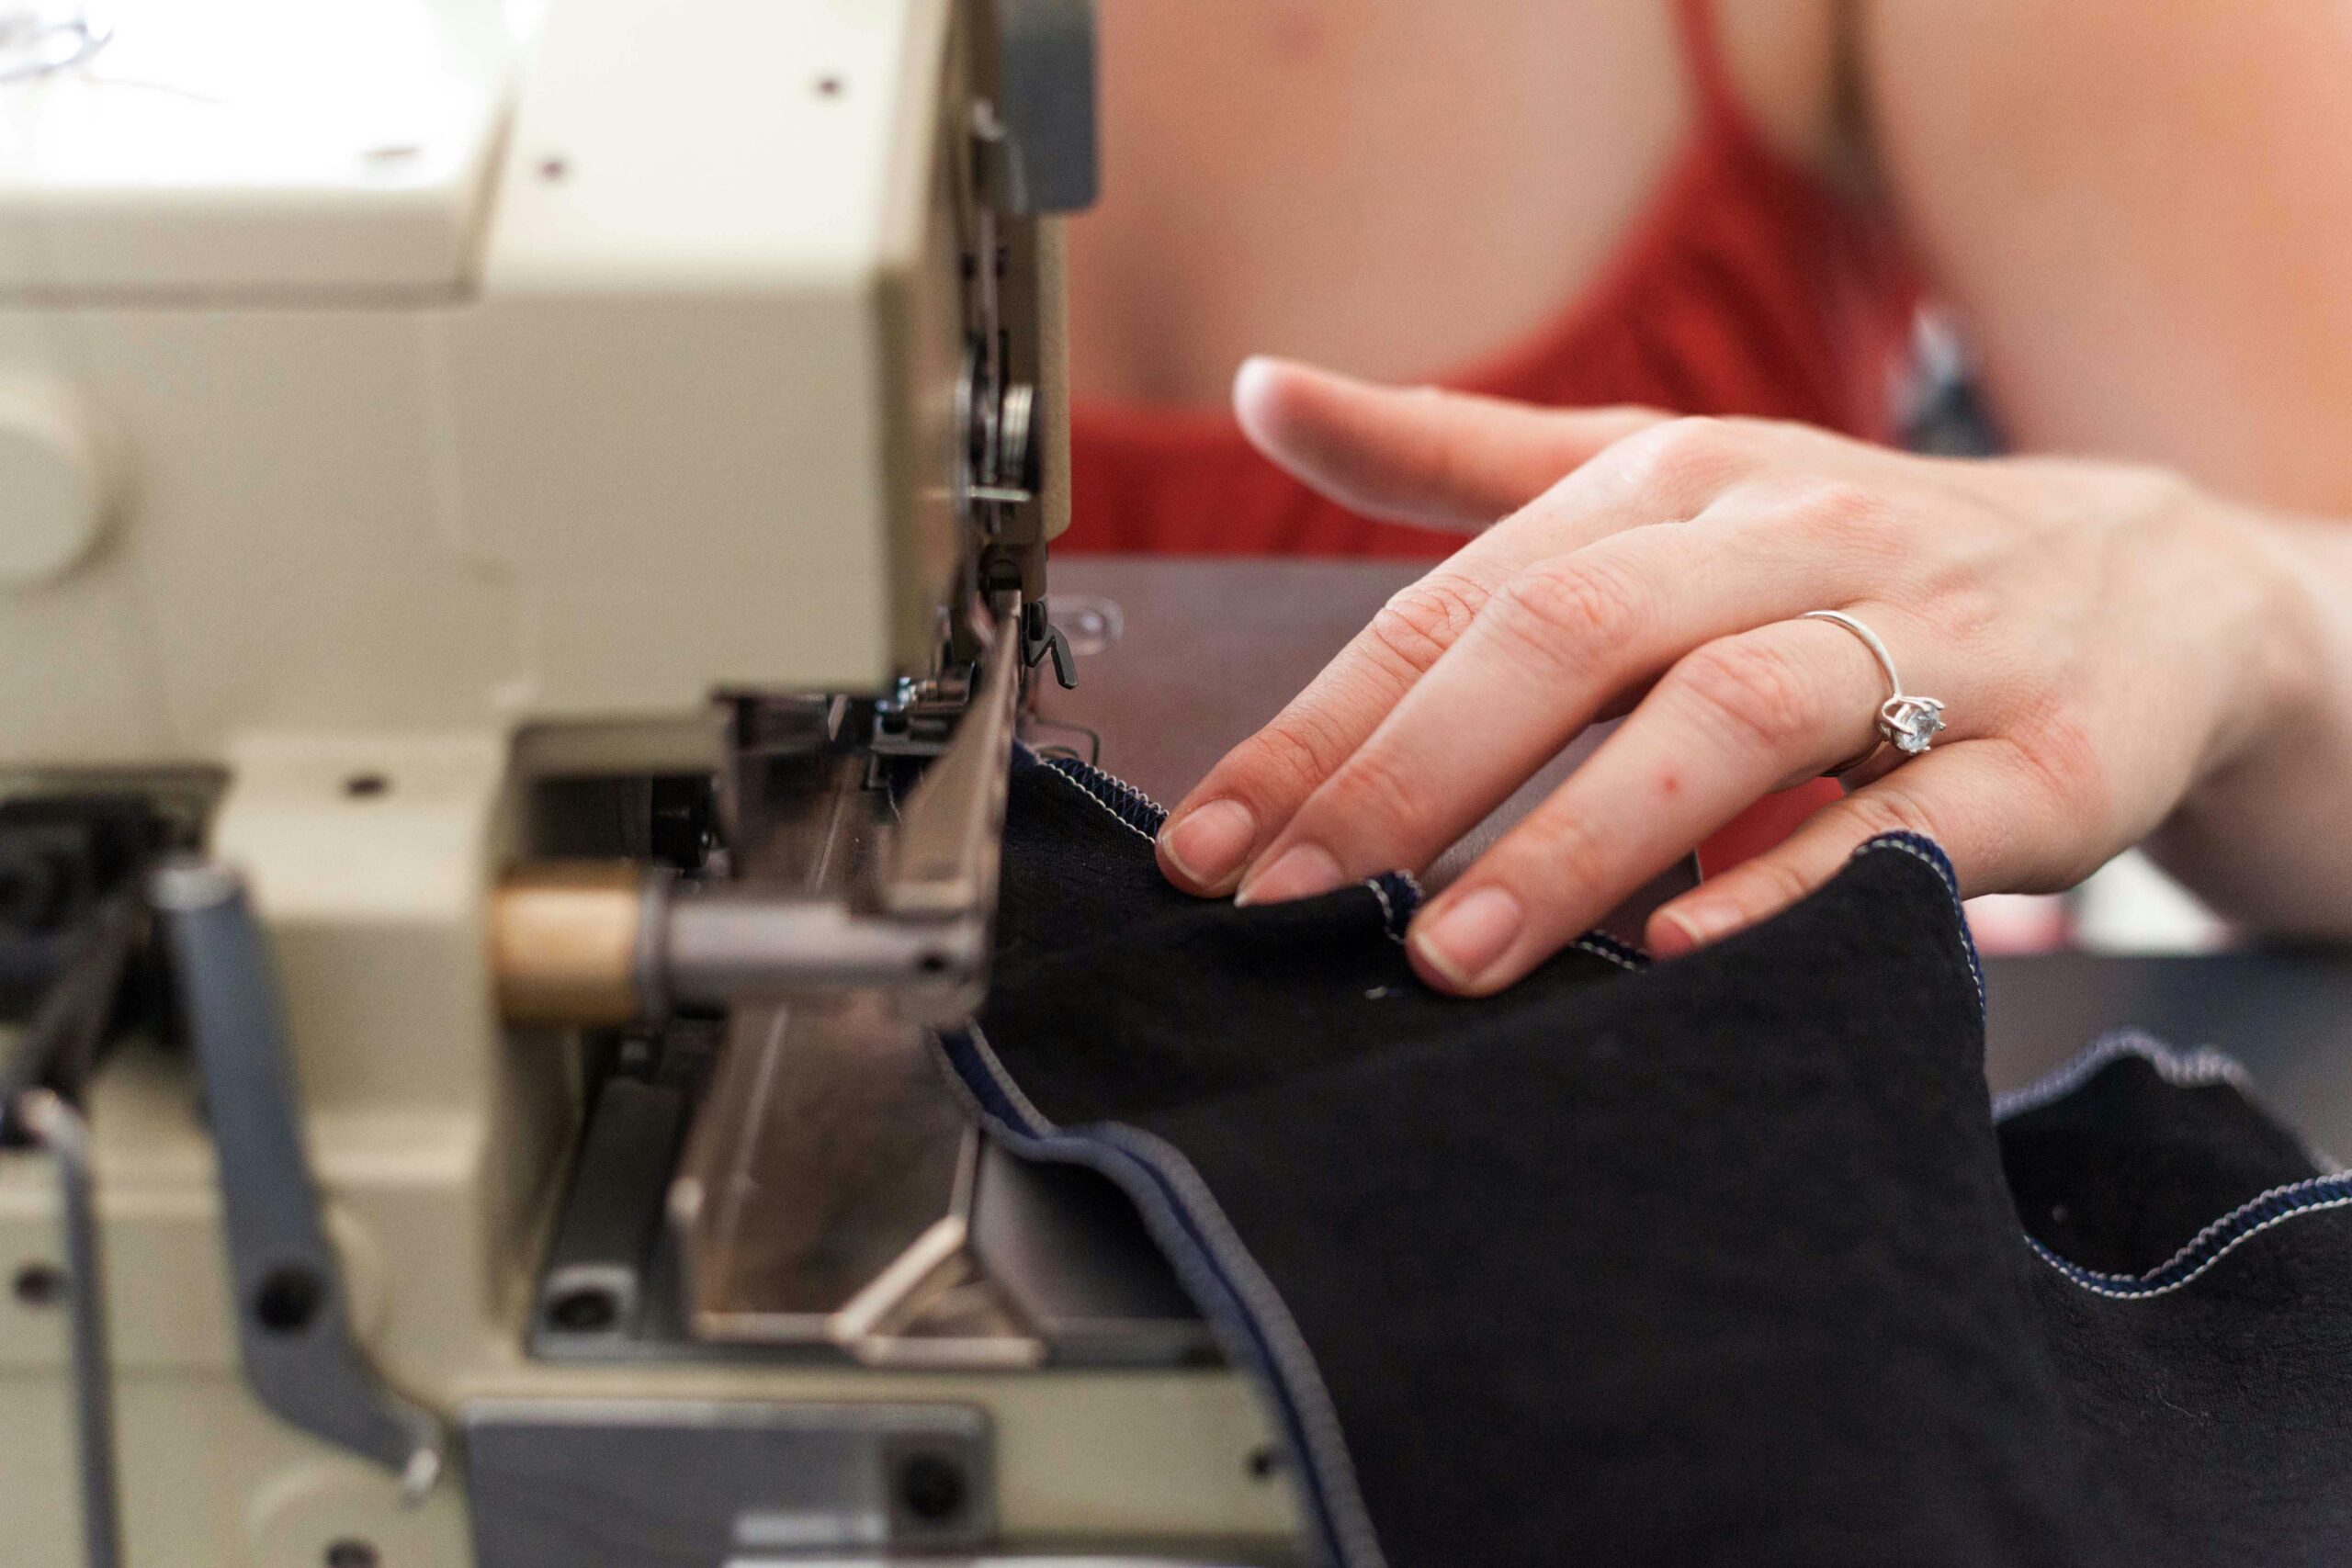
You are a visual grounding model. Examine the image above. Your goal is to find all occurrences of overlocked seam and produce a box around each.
[1038,751,1170,841]
[1572,931,1649,973]
[933,1023,1386,1568]
[1363,871,1421,943]
[1995,1030,2352,1298]
[1087,1121,1389,1568]
[1028,753,1678,971]
[1991,1028,2252,1123]
[1850,831,1985,1020]
[970,761,2020,1564]
[2026,1176,2352,1300]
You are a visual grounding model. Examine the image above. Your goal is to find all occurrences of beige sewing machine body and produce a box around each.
[0,3,1295,1563]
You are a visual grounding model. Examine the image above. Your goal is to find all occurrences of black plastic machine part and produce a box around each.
[0,796,174,1143]
[0,794,181,1568]
[0,797,164,1014]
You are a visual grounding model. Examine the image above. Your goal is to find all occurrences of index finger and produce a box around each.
[1236,357,1668,530]
[1156,419,1755,896]
[1156,560,1509,895]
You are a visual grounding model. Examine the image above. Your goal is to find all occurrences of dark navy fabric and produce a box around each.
[945,750,2352,1568]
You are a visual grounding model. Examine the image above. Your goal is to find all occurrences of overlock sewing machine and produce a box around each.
[0,3,1297,1563]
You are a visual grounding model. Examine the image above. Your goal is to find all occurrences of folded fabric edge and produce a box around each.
[1995,1030,2352,1300]
[939,826,1986,1563]
[1991,1029,2253,1124]
[2028,1175,2352,1300]
[1849,830,1985,1019]
[932,1023,1385,1568]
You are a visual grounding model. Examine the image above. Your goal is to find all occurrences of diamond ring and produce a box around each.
[1800,610,1948,775]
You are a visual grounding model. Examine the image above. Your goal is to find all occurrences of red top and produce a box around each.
[1062,0,1921,867]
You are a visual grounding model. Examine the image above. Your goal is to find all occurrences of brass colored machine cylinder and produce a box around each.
[488,862,654,1027]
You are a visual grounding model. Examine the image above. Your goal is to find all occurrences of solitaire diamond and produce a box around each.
[1880,695,1947,756]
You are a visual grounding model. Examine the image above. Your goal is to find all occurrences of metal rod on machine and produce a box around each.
[153,863,446,1497]
[490,596,1023,1030]
[490,873,990,1027]
[16,1089,122,1568]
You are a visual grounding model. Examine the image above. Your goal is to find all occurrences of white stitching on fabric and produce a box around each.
[1816,834,2350,1303]
[2082,1170,2352,1287]
[1054,755,1171,825]
[1363,877,1405,944]
[2029,1188,2352,1300]
[1103,770,1171,826]
[1039,759,1161,846]
[1038,761,1637,984]
[1857,835,1962,908]
[1362,877,1636,968]
[1571,937,1643,973]
[2005,1032,2352,1299]
[1087,1122,1391,1568]
[1991,1029,2251,1123]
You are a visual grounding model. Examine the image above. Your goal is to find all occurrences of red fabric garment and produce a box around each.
[1062,0,1921,872]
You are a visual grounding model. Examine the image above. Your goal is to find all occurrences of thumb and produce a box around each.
[1232,355,1668,533]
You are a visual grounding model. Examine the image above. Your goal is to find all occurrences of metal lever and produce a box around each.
[888,593,1026,927]
[16,1089,122,1568]
[153,863,444,1497]
[1021,600,1078,691]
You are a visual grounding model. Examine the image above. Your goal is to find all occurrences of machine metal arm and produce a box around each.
[153,863,446,1498]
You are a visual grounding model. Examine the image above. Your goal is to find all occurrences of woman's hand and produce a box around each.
[1152,357,2316,994]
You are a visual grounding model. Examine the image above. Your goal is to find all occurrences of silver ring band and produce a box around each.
[1800,610,1948,775]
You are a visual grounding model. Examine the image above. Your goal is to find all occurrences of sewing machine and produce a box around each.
[0,3,1298,1563]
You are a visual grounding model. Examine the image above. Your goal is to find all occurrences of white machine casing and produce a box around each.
[0,4,1295,1564]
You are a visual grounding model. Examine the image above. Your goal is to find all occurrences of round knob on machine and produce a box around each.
[0,376,114,588]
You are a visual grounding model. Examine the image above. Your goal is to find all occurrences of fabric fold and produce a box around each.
[944,750,2352,1567]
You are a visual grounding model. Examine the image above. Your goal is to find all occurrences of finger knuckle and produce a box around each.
[1841,783,1942,845]
[1992,715,2111,841]
[1740,853,1818,913]
[1487,555,1649,666]
[1787,480,1899,555]
[1924,580,2006,653]
[1236,711,1348,799]
[1700,854,1817,934]
[1327,746,1430,842]
[1503,805,1613,893]
[1609,415,1744,499]
[1366,571,1491,675]
[1672,638,1822,752]
[2085,461,2196,525]
[1420,407,1488,510]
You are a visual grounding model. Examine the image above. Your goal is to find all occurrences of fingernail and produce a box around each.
[1234,841,1346,906]
[1159,800,1257,890]
[1410,886,1524,988]
[1231,356,1284,434]
[1652,903,1736,957]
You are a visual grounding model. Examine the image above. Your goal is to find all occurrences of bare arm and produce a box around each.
[1863,0,2352,931]
[1145,3,2352,987]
